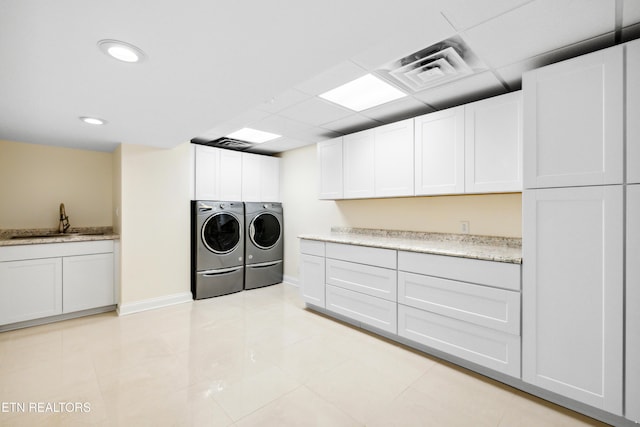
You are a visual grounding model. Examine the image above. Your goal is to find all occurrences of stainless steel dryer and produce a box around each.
[244,202,283,290]
[191,200,244,299]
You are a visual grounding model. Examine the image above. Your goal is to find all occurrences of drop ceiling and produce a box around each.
[1,0,639,153]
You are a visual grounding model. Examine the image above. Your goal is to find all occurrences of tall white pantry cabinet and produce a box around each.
[523,40,639,421]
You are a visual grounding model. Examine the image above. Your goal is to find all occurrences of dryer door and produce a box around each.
[202,213,241,254]
[249,213,281,249]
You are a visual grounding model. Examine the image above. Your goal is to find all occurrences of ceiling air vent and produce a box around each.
[376,36,486,93]
[191,137,254,151]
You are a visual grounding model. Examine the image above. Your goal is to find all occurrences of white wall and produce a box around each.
[0,139,113,229]
[117,142,191,306]
[280,144,522,282]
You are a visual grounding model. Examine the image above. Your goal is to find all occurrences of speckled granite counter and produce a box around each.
[299,227,522,264]
[0,227,119,247]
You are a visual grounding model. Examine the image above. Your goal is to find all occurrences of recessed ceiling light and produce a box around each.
[79,116,107,125]
[97,39,146,63]
[226,128,281,144]
[319,74,407,111]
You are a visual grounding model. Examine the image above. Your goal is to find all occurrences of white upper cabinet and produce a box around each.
[194,145,219,200]
[522,185,623,414]
[414,106,465,195]
[343,129,375,198]
[374,119,414,197]
[260,155,280,202]
[523,46,623,189]
[194,145,242,201]
[218,149,243,200]
[241,152,280,202]
[317,137,343,199]
[465,91,522,193]
[627,39,640,184]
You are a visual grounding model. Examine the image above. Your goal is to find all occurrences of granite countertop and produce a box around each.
[299,227,522,264]
[0,227,119,247]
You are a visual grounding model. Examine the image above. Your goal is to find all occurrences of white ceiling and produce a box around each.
[1,0,639,153]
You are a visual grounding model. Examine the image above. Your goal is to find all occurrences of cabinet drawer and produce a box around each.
[398,251,520,291]
[398,271,520,334]
[326,242,396,269]
[398,304,521,378]
[300,239,325,257]
[326,258,396,302]
[326,284,397,334]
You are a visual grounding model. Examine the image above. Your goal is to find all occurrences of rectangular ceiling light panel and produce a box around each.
[319,74,407,111]
[226,127,281,143]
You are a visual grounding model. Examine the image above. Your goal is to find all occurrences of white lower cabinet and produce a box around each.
[326,284,397,334]
[63,253,114,313]
[398,304,521,377]
[627,184,640,422]
[0,240,116,328]
[300,254,325,308]
[326,258,396,302]
[398,271,520,335]
[0,258,62,324]
[522,186,623,414]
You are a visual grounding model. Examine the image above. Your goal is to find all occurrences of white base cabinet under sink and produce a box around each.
[0,240,116,329]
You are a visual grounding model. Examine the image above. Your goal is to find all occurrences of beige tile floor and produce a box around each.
[0,283,608,426]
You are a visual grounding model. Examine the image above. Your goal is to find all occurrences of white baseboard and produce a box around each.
[283,274,298,287]
[117,292,193,316]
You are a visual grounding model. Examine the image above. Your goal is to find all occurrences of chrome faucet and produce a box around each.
[58,203,71,233]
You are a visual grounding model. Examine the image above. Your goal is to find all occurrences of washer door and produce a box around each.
[249,213,281,249]
[202,213,241,254]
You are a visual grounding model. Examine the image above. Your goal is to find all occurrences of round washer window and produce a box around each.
[250,213,281,249]
[202,212,241,254]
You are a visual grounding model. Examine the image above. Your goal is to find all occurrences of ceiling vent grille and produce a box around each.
[376,36,485,93]
[191,137,254,151]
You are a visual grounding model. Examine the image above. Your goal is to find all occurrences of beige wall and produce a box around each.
[280,144,522,281]
[117,142,191,305]
[0,139,113,229]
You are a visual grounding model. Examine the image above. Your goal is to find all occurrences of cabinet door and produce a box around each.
[194,145,219,200]
[326,284,397,334]
[0,258,62,325]
[374,118,414,197]
[241,152,261,202]
[414,106,465,195]
[260,156,280,202]
[218,149,242,200]
[523,46,623,188]
[63,253,114,313]
[465,91,522,193]
[522,186,623,414]
[627,185,640,422]
[300,254,325,308]
[627,40,640,184]
[343,129,374,198]
[317,137,343,199]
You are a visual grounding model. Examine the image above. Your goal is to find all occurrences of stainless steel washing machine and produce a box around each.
[191,200,244,299]
[244,202,283,290]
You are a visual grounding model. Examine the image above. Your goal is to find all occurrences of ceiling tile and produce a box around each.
[462,0,616,68]
[255,89,310,113]
[250,114,312,137]
[623,0,640,27]
[495,32,615,89]
[278,97,353,127]
[360,96,434,123]
[295,61,367,96]
[321,114,382,134]
[350,15,456,70]
[247,136,311,154]
[441,0,533,31]
[288,125,341,144]
[414,71,506,109]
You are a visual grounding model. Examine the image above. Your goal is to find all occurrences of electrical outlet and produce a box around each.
[460,221,470,234]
